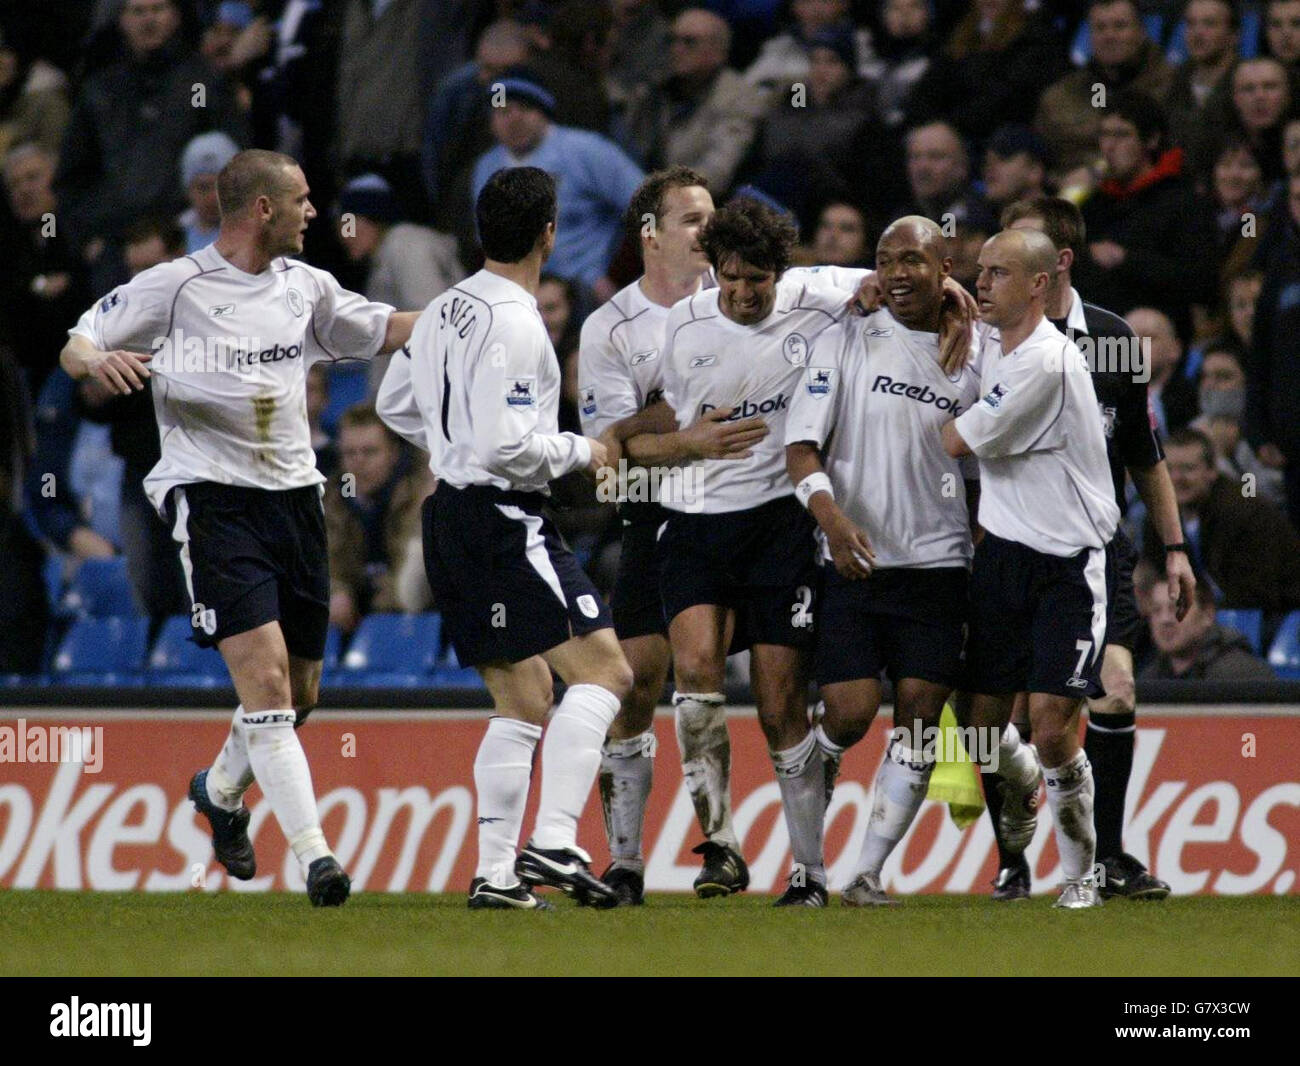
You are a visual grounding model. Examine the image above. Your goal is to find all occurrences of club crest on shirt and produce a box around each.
[506,377,537,407]
[806,366,835,396]
[630,348,659,366]
[783,332,809,366]
[285,287,304,317]
[580,384,597,417]
[982,382,1009,409]
[689,355,716,368]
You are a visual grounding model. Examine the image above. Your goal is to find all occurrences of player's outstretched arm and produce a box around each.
[380,311,421,354]
[60,335,151,395]
[786,440,874,579]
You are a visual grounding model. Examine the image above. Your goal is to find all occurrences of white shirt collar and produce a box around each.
[1065,286,1089,334]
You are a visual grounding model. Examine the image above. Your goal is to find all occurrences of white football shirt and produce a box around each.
[577,278,672,437]
[785,308,982,568]
[660,272,851,513]
[956,318,1120,555]
[69,244,394,515]
[376,269,590,493]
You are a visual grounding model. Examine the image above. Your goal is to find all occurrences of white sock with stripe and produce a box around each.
[530,684,620,851]
[474,716,543,885]
[855,738,935,878]
[206,706,254,811]
[1043,750,1096,881]
[240,709,332,868]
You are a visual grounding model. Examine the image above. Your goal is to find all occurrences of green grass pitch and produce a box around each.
[2,892,1297,976]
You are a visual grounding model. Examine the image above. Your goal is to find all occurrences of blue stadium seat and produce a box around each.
[431,665,485,687]
[44,555,65,612]
[63,557,137,618]
[323,625,342,670]
[339,613,442,685]
[148,615,229,686]
[52,616,150,685]
[1267,612,1300,680]
[320,362,369,435]
[1217,609,1263,654]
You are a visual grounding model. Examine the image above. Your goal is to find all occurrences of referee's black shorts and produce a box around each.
[422,483,613,667]
[166,482,330,659]
[1103,526,1141,653]
[964,531,1108,700]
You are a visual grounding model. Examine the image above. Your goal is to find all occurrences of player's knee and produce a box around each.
[673,648,724,693]
[1032,723,1077,768]
[1095,672,1136,717]
[820,696,871,748]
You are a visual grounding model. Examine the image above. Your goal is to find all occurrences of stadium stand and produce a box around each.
[0,0,1297,702]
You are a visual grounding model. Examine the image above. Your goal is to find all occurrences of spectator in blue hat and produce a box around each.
[178,130,239,253]
[471,69,643,295]
[338,172,464,391]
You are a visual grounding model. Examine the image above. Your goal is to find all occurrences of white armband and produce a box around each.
[794,472,834,509]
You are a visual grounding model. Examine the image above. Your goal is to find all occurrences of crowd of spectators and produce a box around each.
[1,0,1300,678]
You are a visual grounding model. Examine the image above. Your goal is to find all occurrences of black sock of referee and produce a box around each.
[1085,711,1136,860]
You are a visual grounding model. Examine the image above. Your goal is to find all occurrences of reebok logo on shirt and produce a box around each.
[700,394,788,420]
[870,375,963,415]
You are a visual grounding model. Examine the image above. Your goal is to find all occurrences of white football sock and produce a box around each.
[814,724,845,807]
[855,738,934,878]
[206,705,253,811]
[1043,750,1096,881]
[673,691,739,850]
[599,729,657,872]
[473,716,543,885]
[530,684,620,851]
[240,708,331,867]
[771,729,827,886]
[998,722,1039,789]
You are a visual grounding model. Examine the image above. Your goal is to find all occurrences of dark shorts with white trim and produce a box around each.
[963,531,1108,700]
[422,483,613,667]
[656,495,818,650]
[165,482,330,659]
[816,565,968,688]
[1103,526,1141,653]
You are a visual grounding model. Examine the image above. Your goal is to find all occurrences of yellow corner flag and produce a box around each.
[924,702,986,829]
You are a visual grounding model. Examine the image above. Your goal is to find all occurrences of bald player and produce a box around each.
[62,149,420,907]
[785,217,983,905]
[941,228,1120,909]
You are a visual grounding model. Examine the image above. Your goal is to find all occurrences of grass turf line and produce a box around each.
[1,893,1296,977]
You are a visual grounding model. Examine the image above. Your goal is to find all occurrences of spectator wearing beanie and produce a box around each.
[178,130,239,253]
[338,172,463,392]
[471,70,643,294]
[747,27,899,227]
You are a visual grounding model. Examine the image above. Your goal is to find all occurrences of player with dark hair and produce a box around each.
[646,197,859,906]
[378,166,632,910]
[578,166,768,904]
[991,196,1193,900]
[61,148,420,906]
